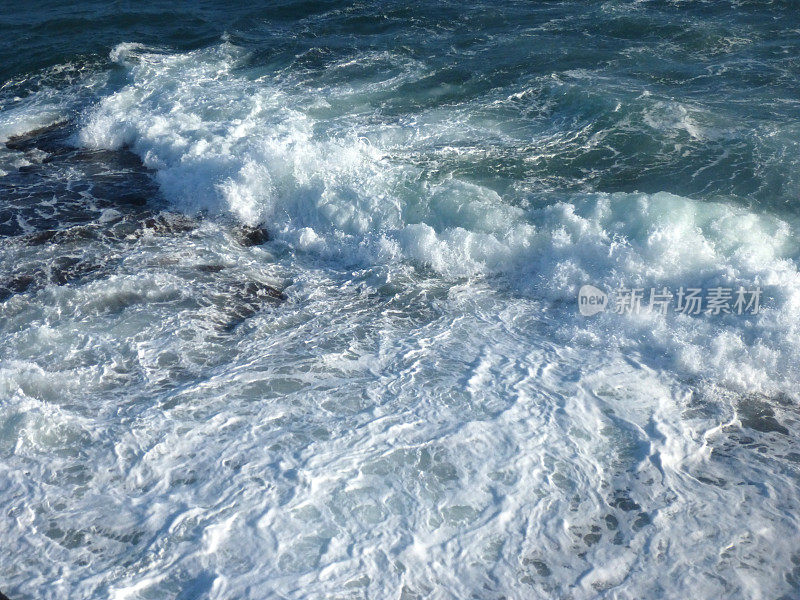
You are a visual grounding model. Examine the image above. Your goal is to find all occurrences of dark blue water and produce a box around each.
[4,1,800,207]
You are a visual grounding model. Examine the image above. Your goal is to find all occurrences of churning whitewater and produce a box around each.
[1,2,800,599]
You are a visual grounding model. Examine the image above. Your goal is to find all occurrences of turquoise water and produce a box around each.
[1,2,799,599]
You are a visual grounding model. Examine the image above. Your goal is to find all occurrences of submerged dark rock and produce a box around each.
[214,280,286,331]
[47,255,105,285]
[22,224,99,246]
[196,264,225,273]
[5,120,70,154]
[0,256,109,301]
[111,192,150,207]
[738,396,790,436]
[0,274,35,301]
[1,120,162,239]
[239,280,285,302]
[1,209,205,302]
[234,224,269,246]
[14,212,196,249]
[1,124,280,321]
[139,213,198,236]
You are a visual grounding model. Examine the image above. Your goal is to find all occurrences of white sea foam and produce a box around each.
[2,39,799,600]
[78,42,800,395]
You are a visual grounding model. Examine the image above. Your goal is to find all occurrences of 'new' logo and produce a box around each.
[578,285,607,316]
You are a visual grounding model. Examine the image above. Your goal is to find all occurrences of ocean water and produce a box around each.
[1,1,800,598]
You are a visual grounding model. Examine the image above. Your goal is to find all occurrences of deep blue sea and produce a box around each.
[1,2,800,599]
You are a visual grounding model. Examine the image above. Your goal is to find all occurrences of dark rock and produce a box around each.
[0,274,35,301]
[529,560,551,577]
[632,512,651,531]
[214,280,286,331]
[23,225,98,246]
[5,120,70,153]
[115,192,149,206]
[48,256,104,285]
[239,281,285,301]
[0,256,109,302]
[738,396,789,436]
[22,229,59,245]
[610,491,640,512]
[583,532,602,546]
[197,265,225,273]
[139,213,197,236]
[234,224,269,246]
